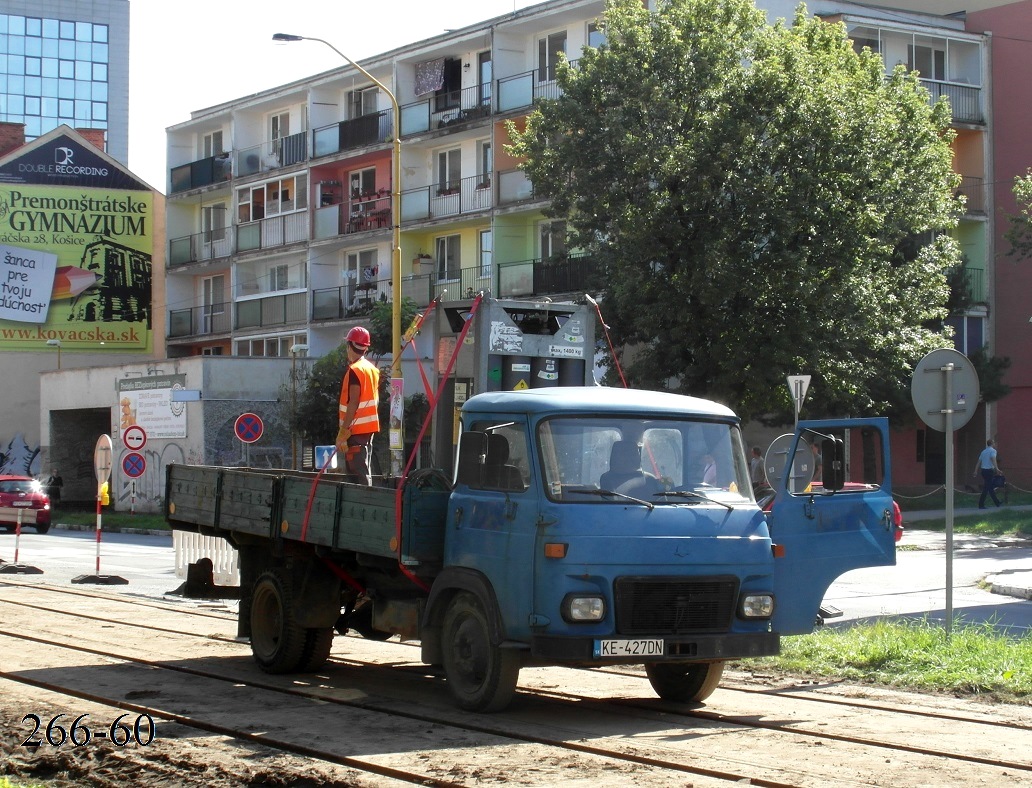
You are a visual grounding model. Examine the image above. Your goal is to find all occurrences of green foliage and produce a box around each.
[509,0,960,421]
[968,346,1011,404]
[1005,168,1032,259]
[750,618,1032,702]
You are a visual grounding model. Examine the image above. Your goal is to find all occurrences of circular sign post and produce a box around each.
[122,452,146,478]
[911,348,980,637]
[122,424,147,452]
[234,412,264,444]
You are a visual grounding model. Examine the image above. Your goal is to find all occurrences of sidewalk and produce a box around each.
[902,505,1032,601]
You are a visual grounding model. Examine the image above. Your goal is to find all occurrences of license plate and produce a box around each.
[12,501,31,507]
[593,638,664,658]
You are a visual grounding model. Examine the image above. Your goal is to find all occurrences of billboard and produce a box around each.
[0,131,153,353]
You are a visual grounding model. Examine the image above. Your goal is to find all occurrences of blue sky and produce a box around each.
[127,0,542,189]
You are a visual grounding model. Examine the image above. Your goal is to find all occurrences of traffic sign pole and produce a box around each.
[72,435,127,586]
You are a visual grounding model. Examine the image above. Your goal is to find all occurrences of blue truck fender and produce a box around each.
[420,567,506,665]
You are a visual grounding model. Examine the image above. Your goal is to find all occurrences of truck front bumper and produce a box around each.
[530,632,779,663]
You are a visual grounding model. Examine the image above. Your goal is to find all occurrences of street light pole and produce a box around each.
[273,33,404,477]
[289,343,309,470]
[46,338,61,369]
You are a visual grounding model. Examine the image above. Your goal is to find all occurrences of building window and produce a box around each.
[202,203,227,242]
[479,230,493,278]
[946,315,985,356]
[478,51,492,106]
[349,167,377,199]
[437,148,461,194]
[909,42,945,81]
[540,220,567,259]
[203,130,224,158]
[436,234,461,281]
[588,22,606,49]
[538,31,567,82]
[270,264,289,292]
[348,87,379,119]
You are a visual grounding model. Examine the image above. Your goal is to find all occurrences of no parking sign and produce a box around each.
[122,452,146,478]
[234,412,264,444]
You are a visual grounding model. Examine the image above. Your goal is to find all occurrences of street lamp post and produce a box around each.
[46,338,61,369]
[289,343,309,470]
[273,33,404,477]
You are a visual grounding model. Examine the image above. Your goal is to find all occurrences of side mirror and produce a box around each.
[456,431,487,487]
[821,437,845,491]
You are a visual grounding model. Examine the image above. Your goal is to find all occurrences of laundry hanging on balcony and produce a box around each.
[415,58,445,96]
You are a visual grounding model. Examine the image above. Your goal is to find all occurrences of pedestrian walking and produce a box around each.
[972,439,1002,509]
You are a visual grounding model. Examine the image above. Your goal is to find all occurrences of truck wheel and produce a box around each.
[645,661,725,703]
[298,627,334,672]
[441,592,519,712]
[250,570,306,673]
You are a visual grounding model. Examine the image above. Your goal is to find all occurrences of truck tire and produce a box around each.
[645,661,725,703]
[298,627,334,672]
[441,592,519,712]
[250,569,306,673]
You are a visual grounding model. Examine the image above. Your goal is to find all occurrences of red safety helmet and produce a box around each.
[346,326,371,349]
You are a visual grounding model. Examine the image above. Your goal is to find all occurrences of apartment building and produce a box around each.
[164,0,996,483]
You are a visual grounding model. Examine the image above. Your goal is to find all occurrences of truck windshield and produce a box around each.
[538,416,754,505]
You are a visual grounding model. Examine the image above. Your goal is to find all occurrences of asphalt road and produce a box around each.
[2,526,1030,634]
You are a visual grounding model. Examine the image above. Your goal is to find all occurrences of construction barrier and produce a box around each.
[172,531,240,586]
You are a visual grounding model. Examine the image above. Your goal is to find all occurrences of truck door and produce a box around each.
[768,418,897,634]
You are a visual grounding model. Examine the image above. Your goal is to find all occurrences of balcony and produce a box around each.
[236,211,309,254]
[235,131,308,177]
[314,193,391,240]
[920,79,982,125]
[498,253,599,299]
[313,109,393,158]
[953,264,985,304]
[401,84,492,136]
[168,229,233,268]
[236,291,307,330]
[168,303,231,338]
[170,155,232,194]
[401,173,493,223]
[955,175,985,215]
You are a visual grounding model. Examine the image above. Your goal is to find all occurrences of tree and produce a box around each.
[508,0,961,421]
[1005,169,1032,259]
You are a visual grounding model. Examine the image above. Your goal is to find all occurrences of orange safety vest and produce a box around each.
[339,356,380,435]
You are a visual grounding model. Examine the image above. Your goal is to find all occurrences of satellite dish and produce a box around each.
[764,433,815,494]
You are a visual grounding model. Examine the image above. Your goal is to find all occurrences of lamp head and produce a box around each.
[273,33,304,42]
[46,339,61,347]
[290,343,309,354]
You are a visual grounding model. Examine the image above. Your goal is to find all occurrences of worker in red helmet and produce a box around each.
[336,326,380,485]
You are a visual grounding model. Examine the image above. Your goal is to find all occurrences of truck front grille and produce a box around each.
[613,576,738,635]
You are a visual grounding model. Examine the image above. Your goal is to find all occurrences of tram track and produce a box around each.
[2,580,1030,786]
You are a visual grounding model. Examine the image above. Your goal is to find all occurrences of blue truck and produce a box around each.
[165,386,899,712]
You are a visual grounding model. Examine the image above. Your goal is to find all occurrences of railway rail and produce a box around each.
[2,579,1030,787]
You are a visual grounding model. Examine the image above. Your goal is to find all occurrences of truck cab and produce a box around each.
[420,388,898,710]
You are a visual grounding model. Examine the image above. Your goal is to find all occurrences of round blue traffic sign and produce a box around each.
[122,452,146,478]
[234,412,264,444]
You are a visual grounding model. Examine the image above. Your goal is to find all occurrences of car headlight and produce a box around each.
[739,594,774,619]
[561,594,606,622]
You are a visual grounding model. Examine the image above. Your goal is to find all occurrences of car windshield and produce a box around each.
[538,416,754,505]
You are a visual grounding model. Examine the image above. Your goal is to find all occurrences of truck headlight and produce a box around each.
[739,594,774,619]
[562,594,606,622]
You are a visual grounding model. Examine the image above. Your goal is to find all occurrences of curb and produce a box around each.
[51,522,171,538]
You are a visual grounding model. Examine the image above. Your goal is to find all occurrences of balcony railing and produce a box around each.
[498,253,599,298]
[236,211,309,253]
[953,264,985,304]
[236,291,307,330]
[313,109,393,158]
[920,79,982,125]
[168,229,233,267]
[314,194,391,240]
[168,303,232,338]
[496,60,576,114]
[401,173,493,223]
[401,83,491,136]
[311,274,432,321]
[956,175,985,215]
[235,130,308,177]
[170,154,232,194]
[496,168,535,206]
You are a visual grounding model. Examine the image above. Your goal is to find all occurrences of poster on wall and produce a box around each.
[117,375,188,440]
[0,129,153,354]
